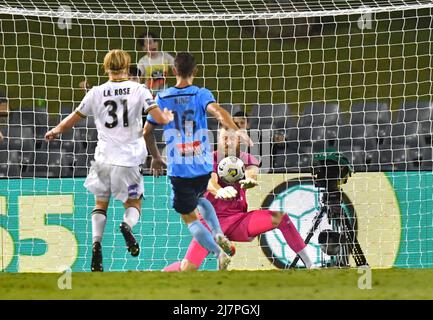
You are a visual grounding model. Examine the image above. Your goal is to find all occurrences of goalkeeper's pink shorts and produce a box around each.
[185,209,275,268]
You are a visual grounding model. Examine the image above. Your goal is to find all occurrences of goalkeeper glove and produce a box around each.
[215,186,238,200]
[239,178,259,189]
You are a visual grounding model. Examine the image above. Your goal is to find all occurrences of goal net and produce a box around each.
[0,0,432,272]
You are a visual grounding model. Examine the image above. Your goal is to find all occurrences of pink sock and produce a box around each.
[278,215,306,253]
[162,261,181,272]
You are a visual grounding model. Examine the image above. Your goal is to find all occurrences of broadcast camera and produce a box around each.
[311,150,353,260]
[290,150,367,268]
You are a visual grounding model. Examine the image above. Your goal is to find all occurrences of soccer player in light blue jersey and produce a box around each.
[144,52,252,270]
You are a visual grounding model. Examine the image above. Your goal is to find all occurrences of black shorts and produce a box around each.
[169,173,212,214]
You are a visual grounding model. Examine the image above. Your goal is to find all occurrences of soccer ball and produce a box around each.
[217,156,245,184]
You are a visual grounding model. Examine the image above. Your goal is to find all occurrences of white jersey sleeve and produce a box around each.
[141,86,158,115]
[75,88,95,117]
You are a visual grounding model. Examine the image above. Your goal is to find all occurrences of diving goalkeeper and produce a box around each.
[161,127,313,271]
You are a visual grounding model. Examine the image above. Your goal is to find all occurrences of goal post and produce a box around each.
[0,0,433,272]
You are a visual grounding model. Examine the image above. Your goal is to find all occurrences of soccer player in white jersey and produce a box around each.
[45,49,174,272]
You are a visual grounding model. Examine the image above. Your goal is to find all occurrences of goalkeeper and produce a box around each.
[162,127,313,271]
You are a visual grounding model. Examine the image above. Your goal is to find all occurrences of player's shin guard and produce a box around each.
[197,197,223,236]
[91,208,107,244]
[278,214,313,269]
[187,220,221,257]
[91,209,106,272]
[123,206,140,229]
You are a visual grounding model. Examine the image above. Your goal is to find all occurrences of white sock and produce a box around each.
[298,247,313,269]
[123,207,140,229]
[92,209,107,244]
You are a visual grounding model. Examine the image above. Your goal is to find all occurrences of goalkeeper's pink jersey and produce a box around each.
[205,151,260,217]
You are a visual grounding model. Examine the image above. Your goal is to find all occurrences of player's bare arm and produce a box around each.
[147,106,174,125]
[44,112,83,141]
[143,121,166,177]
[207,102,253,147]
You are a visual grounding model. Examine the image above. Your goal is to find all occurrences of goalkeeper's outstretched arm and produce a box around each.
[239,165,259,190]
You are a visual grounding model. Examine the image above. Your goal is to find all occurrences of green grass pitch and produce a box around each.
[1,269,433,299]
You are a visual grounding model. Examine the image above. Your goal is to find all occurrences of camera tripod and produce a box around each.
[289,188,368,269]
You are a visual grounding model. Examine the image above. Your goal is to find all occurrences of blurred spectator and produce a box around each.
[233,111,251,131]
[271,125,289,172]
[137,31,174,96]
[273,128,286,146]
[0,92,8,142]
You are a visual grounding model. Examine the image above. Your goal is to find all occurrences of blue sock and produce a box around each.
[197,197,223,236]
[188,220,221,256]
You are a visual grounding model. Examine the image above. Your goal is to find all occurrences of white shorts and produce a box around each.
[84,161,144,203]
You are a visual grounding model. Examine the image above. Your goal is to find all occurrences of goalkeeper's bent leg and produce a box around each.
[163,261,182,272]
[277,214,313,269]
[244,210,313,268]
[163,236,209,271]
[162,259,201,272]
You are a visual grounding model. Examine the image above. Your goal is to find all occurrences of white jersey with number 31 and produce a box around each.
[75,80,157,166]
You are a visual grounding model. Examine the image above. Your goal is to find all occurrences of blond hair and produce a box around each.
[103,49,131,74]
